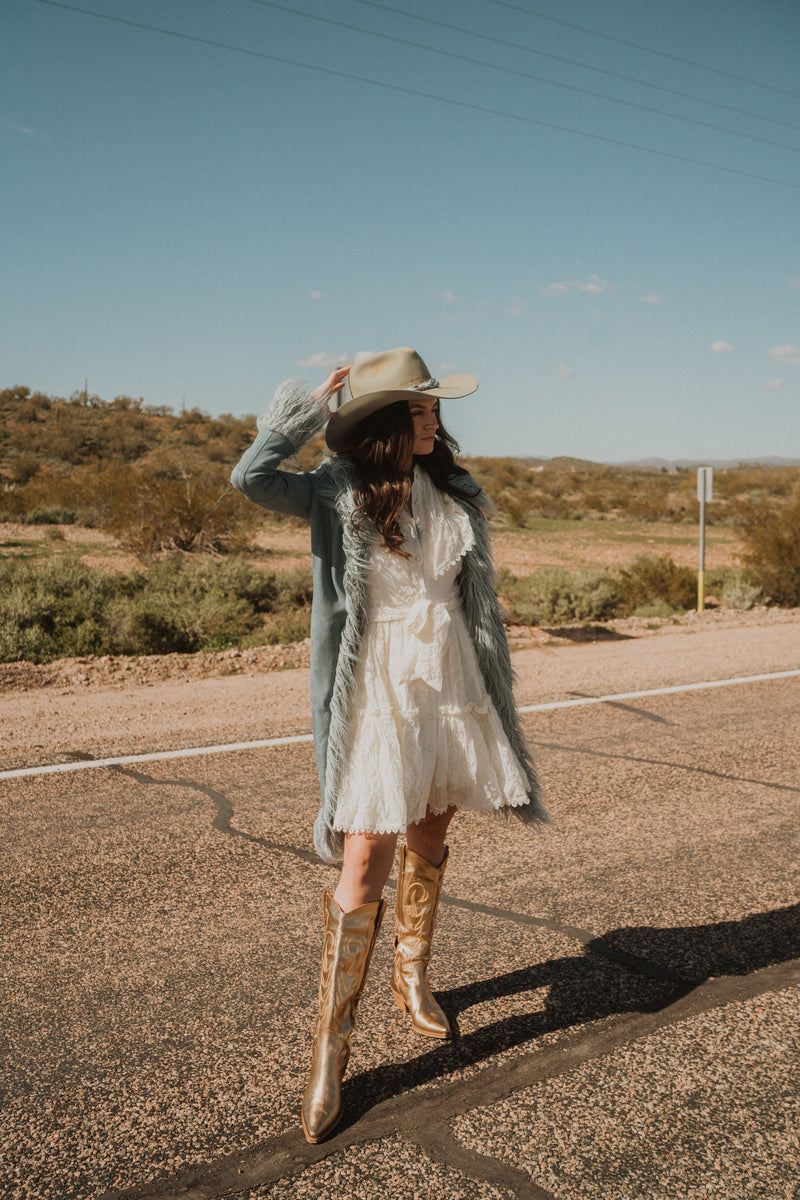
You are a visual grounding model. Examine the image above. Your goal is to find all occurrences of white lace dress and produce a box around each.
[333,467,531,835]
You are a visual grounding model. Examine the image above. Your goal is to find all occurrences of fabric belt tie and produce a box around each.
[370,598,459,692]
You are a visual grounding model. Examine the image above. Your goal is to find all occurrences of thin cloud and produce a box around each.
[764,378,784,390]
[296,351,349,370]
[769,344,800,365]
[710,340,734,353]
[640,293,661,304]
[542,274,610,296]
[2,117,49,142]
[787,278,800,290]
[310,289,324,301]
[441,289,461,304]
[558,364,575,378]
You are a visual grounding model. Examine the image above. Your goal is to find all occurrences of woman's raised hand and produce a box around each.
[309,366,351,415]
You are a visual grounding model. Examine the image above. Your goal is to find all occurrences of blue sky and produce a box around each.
[2,0,799,461]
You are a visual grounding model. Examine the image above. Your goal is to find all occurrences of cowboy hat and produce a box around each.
[325,347,478,452]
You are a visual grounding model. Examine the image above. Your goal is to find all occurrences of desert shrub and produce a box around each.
[20,505,78,525]
[0,557,117,662]
[734,497,800,607]
[98,464,259,554]
[1,465,119,527]
[104,557,307,653]
[254,608,313,646]
[527,493,575,520]
[495,491,533,528]
[7,453,41,484]
[620,492,670,523]
[721,575,764,611]
[579,491,610,515]
[499,555,698,628]
[616,554,696,616]
[0,556,314,662]
[627,599,675,619]
[499,567,621,625]
[714,464,798,501]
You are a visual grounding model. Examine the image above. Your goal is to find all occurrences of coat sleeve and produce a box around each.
[230,379,328,519]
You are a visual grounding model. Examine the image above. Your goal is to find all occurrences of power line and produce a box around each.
[241,0,800,155]
[481,0,800,102]
[32,0,800,191]
[348,0,800,134]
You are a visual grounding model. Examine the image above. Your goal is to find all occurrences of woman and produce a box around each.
[231,347,547,1143]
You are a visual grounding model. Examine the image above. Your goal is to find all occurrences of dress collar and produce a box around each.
[407,465,475,578]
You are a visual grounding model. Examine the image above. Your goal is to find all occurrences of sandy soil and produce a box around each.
[492,524,741,573]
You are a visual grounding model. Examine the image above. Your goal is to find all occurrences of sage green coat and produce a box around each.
[231,382,546,863]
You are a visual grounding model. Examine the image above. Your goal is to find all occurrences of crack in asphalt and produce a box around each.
[405,1125,557,1200]
[98,760,800,1200]
[101,958,800,1200]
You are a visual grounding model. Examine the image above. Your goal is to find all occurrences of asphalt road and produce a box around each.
[1,629,799,1199]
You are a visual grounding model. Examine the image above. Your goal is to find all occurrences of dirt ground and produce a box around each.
[1,513,742,575]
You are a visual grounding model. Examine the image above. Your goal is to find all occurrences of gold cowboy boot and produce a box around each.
[390,845,451,1039]
[301,891,385,1144]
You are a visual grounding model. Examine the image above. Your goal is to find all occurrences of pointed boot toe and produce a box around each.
[301,1032,344,1143]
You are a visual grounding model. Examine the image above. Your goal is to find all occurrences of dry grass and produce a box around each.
[0,514,743,577]
[493,518,741,575]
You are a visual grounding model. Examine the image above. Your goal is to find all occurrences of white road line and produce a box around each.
[517,667,800,713]
[2,669,798,782]
[0,734,314,781]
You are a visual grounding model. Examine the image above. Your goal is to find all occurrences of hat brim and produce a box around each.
[325,373,478,452]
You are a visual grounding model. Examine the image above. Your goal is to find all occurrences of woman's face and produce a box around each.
[408,395,439,457]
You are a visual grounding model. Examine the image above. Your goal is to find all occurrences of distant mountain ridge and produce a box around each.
[613,456,800,470]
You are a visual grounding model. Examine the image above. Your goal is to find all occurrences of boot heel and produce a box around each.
[390,984,408,1012]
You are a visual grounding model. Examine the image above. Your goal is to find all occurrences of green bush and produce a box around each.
[615,555,696,616]
[721,575,764,611]
[499,567,621,625]
[735,497,800,607]
[0,557,117,662]
[499,554,697,626]
[0,556,313,663]
[20,506,78,525]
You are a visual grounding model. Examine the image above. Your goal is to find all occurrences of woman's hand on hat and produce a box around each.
[309,366,351,415]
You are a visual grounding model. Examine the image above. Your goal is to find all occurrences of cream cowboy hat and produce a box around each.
[325,347,478,452]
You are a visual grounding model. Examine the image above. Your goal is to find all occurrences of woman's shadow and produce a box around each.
[341,902,800,1124]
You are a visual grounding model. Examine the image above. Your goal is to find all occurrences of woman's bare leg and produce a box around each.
[333,831,398,912]
[405,804,457,866]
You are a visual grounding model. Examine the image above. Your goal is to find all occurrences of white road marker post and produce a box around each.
[697,466,713,611]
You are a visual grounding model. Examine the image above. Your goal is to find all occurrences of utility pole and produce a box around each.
[697,467,713,611]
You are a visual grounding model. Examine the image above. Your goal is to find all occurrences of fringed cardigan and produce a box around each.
[231,381,547,865]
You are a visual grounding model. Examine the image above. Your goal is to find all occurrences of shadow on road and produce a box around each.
[337,902,800,1130]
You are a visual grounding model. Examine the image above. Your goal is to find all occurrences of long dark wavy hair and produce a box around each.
[341,400,478,555]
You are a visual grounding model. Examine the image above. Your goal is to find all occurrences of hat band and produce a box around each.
[408,377,440,391]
